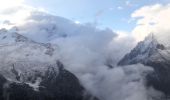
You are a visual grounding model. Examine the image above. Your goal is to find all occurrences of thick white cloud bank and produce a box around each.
[0,4,167,100]
[0,0,24,10]
[132,3,170,47]
[82,64,156,100]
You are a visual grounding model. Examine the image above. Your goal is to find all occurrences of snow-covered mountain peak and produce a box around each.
[0,28,34,44]
[139,33,166,55]
[139,33,164,52]
[0,28,60,90]
[118,32,170,97]
[0,26,99,100]
[118,33,167,65]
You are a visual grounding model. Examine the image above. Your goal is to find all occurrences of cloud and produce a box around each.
[131,3,170,46]
[117,6,123,10]
[0,4,164,100]
[0,0,24,10]
[12,10,148,100]
[0,5,47,28]
[74,20,80,24]
[80,64,163,100]
[125,0,133,7]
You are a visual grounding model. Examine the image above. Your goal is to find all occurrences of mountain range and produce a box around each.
[0,28,99,100]
[0,11,170,100]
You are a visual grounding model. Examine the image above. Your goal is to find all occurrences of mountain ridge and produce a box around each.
[118,33,170,97]
[0,28,99,100]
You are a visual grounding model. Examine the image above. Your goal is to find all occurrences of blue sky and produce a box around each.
[24,0,169,32]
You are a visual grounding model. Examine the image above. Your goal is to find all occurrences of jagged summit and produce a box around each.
[118,33,166,65]
[143,33,165,50]
[118,33,170,96]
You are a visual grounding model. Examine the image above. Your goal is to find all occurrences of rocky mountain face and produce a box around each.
[118,33,170,96]
[0,61,98,100]
[0,29,99,100]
